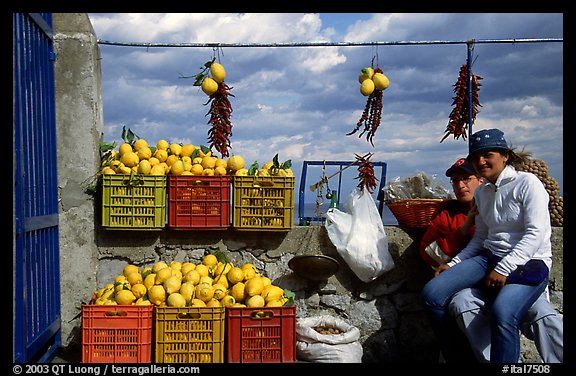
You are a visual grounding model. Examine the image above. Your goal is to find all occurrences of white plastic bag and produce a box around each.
[325,186,394,282]
[296,315,363,363]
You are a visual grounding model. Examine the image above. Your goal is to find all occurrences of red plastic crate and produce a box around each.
[226,306,297,363]
[167,175,231,229]
[81,304,153,363]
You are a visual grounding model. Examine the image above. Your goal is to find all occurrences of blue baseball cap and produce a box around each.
[468,128,510,158]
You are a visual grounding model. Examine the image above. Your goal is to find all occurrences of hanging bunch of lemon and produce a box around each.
[98,128,247,177]
[91,253,294,309]
[358,66,390,96]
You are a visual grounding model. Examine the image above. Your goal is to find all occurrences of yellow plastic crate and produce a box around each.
[232,176,295,231]
[101,174,166,230]
[154,306,225,363]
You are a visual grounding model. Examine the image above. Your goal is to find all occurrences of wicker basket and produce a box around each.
[386,198,450,228]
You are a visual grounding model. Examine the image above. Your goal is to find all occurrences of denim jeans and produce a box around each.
[421,250,549,363]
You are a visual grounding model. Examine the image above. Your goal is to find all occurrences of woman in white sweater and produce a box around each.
[421,128,554,363]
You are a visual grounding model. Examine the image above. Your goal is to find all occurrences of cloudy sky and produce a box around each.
[87,13,563,220]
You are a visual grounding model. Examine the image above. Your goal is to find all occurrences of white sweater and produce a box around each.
[447,165,552,276]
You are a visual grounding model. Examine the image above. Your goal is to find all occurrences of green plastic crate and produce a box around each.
[232,176,295,231]
[101,174,166,230]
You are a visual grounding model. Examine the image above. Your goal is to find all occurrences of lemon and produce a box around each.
[120,151,139,168]
[154,266,173,285]
[284,168,294,177]
[183,269,201,285]
[180,144,195,158]
[214,166,227,176]
[133,139,149,152]
[156,139,169,150]
[227,267,245,285]
[115,280,131,293]
[166,154,180,167]
[201,77,219,96]
[210,62,226,83]
[150,164,165,176]
[127,271,143,286]
[135,296,152,306]
[100,166,116,175]
[245,277,264,297]
[372,72,390,90]
[261,285,284,302]
[246,295,265,308]
[170,161,185,175]
[220,295,236,307]
[235,168,248,176]
[166,292,187,307]
[148,157,160,166]
[230,282,246,303]
[232,303,246,308]
[201,156,216,169]
[123,264,140,277]
[115,275,127,283]
[266,296,288,307]
[115,289,136,305]
[143,273,156,289]
[214,262,233,279]
[195,264,210,278]
[202,254,219,267]
[148,285,167,305]
[179,281,195,302]
[164,275,182,294]
[190,164,204,175]
[241,264,259,281]
[168,143,181,156]
[191,298,207,307]
[131,283,147,299]
[360,79,375,96]
[202,168,215,176]
[137,160,152,174]
[261,276,272,287]
[227,155,245,172]
[199,275,214,286]
[195,284,215,302]
[181,262,196,275]
[206,298,222,308]
[262,161,274,170]
[153,149,168,163]
[119,143,133,156]
[361,67,374,79]
[212,284,228,300]
[118,165,132,174]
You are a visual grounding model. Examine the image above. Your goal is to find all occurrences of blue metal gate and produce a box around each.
[13,12,61,363]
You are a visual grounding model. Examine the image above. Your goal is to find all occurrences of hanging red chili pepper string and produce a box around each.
[355,153,378,193]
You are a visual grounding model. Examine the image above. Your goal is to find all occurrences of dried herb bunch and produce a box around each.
[441,63,482,142]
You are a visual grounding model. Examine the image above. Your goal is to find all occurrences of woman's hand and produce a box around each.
[434,264,451,277]
[484,269,507,288]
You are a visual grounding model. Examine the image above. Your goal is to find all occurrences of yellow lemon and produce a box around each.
[201,77,219,96]
[214,166,227,176]
[261,276,272,287]
[166,154,180,167]
[230,282,246,303]
[117,165,132,174]
[214,262,233,278]
[206,298,222,307]
[241,264,259,281]
[360,78,375,96]
[123,264,140,277]
[150,164,165,176]
[202,168,214,176]
[361,67,374,79]
[245,277,264,297]
[246,295,265,308]
[201,156,217,169]
[227,267,245,285]
[137,160,151,174]
[115,274,127,283]
[215,158,228,169]
[169,143,183,156]
[266,296,288,307]
[135,296,152,306]
[156,139,169,151]
[136,146,152,160]
[191,298,207,307]
[232,303,246,308]
[202,254,219,267]
[148,157,160,166]
[261,285,284,302]
[119,143,133,156]
[183,269,201,285]
[131,283,147,299]
[100,166,116,175]
[170,160,185,175]
[115,289,136,305]
[212,284,228,300]
[372,72,390,90]
[195,283,215,302]
[163,275,182,295]
[152,261,167,273]
[143,273,156,289]
[127,271,143,286]
[199,275,214,286]
[120,151,139,167]
[179,282,195,302]
[169,261,182,271]
[235,168,248,176]
[148,285,167,305]
[190,164,204,175]
[166,292,187,307]
[210,62,226,83]
[154,266,173,285]
[180,144,195,158]
[212,273,229,288]
[133,139,149,152]
[195,264,210,278]
[181,262,196,275]
[220,295,236,307]
[153,149,168,163]
[227,155,245,171]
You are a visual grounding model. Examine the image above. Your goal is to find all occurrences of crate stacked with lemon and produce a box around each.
[84,253,296,363]
[232,156,296,231]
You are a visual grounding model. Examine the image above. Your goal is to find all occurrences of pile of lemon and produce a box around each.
[92,254,290,309]
[98,139,248,177]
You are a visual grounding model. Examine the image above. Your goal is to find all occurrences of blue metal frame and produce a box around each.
[13,12,61,363]
[298,160,387,224]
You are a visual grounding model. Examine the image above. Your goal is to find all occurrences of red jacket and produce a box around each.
[419,200,476,268]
